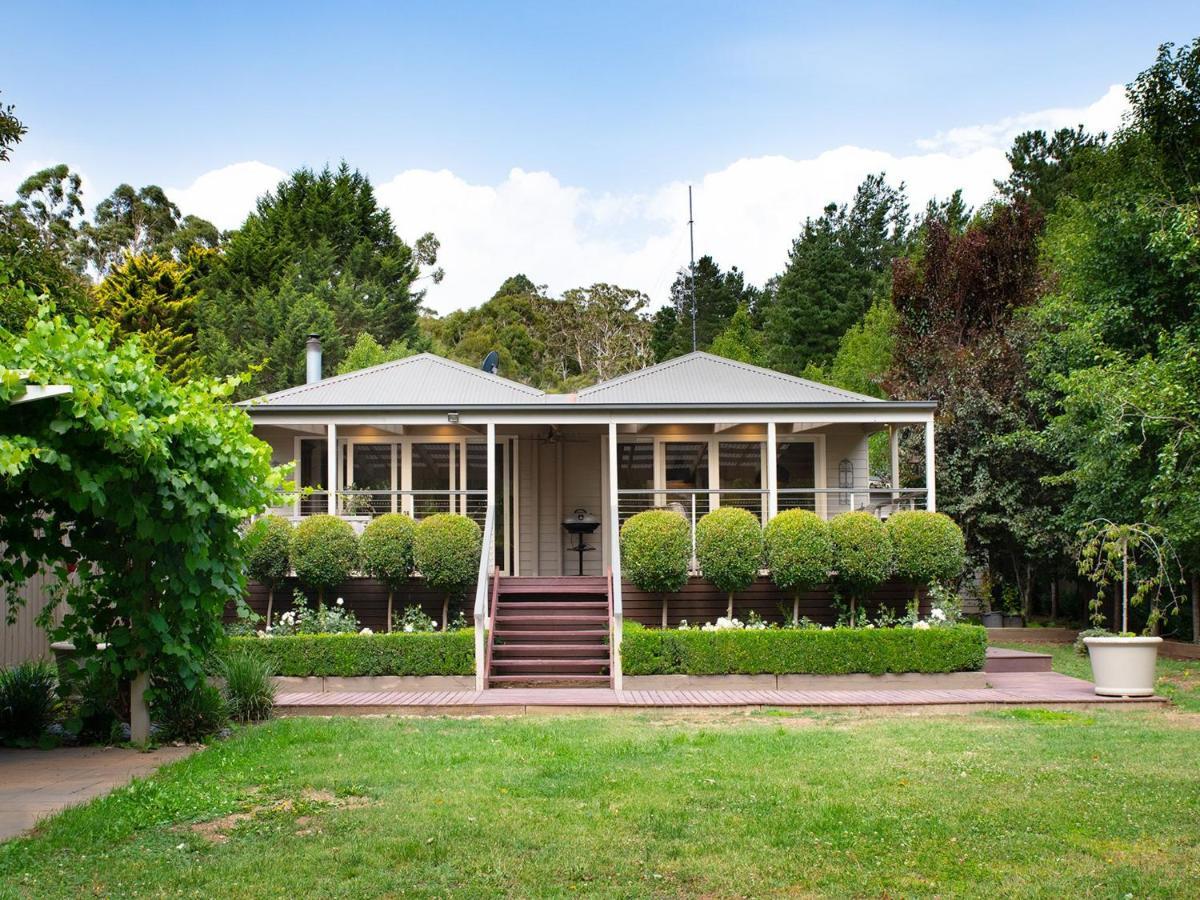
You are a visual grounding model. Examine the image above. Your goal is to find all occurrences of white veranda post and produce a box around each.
[766,421,778,521]
[924,418,936,512]
[326,422,338,514]
[607,422,623,690]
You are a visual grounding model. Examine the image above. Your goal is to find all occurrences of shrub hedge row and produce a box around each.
[224,631,475,677]
[620,622,987,676]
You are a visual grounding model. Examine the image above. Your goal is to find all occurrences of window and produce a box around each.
[664,441,709,519]
[410,442,453,517]
[298,438,328,516]
[349,443,393,516]
[719,441,764,519]
[777,440,816,511]
[616,442,654,489]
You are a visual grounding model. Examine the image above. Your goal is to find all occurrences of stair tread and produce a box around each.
[493,643,608,651]
[500,583,607,595]
[488,674,611,684]
[495,615,609,624]
[491,658,610,668]
[499,601,607,609]
[491,629,609,639]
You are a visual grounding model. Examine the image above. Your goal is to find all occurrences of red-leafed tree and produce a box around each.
[885,201,1065,611]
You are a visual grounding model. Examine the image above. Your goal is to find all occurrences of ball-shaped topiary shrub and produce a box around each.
[695,506,764,618]
[764,509,833,625]
[360,513,417,631]
[290,514,359,603]
[413,513,482,630]
[620,509,691,597]
[830,511,895,625]
[243,514,293,626]
[886,510,966,593]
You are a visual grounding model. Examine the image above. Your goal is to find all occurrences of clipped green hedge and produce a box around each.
[224,632,475,677]
[887,510,966,586]
[620,622,986,676]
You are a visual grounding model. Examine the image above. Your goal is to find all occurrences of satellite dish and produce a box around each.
[481,351,499,375]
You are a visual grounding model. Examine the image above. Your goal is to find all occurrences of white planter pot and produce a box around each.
[1083,636,1162,697]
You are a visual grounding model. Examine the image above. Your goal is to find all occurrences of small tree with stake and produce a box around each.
[360,513,416,631]
[414,514,481,630]
[695,507,764,619]
[243,515,292,628]
[1076,520,1183,635]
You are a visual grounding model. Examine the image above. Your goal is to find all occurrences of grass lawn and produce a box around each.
[993,640,1200,712]
[2,708,1198,898]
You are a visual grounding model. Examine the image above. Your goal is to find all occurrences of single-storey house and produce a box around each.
[242,337,937,688]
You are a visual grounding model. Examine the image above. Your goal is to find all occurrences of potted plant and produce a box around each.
[977,569,1004,627]
[1000,584,1024,628]
[1077,521,1181,697]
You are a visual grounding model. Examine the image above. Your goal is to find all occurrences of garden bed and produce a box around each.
[621,622,987,676]
[224,631,475,677]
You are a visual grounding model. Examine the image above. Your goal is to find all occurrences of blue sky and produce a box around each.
[4,2,1198,310]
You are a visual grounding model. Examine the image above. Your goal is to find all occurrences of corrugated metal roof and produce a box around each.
[573,353,880,404]
[244,353,545,408]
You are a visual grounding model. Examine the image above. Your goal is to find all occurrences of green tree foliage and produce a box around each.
[335,332,424,375]
[659,256,753,358]
[766,174,908,373]
[764,509,833,623]
[0,308,279,693]
[0,90,25,162]
[76,183,219,276]
[92,250,211,382]
[708,305,766,366]
[695,507,764,617]
[359,513,417,630]
[995,127,1105,212]
[243,515,293,625]
[619,509,691,595]
[1030,37,1200,588]
[413,513,481,629]
[290,515,359,603]
[649,304,678,363]
[802,293,896,399]
[198,164,439,396]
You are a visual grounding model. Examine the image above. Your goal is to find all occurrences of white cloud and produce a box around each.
[29,84,1124,313]
[916,83,1129,154]
[165,161,286,231]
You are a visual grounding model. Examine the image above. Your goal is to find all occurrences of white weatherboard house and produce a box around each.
[243,339,937,689]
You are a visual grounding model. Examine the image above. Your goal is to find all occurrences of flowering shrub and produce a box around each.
[393,604,438,633]
[268,591,360,635]
[926,581,964,625]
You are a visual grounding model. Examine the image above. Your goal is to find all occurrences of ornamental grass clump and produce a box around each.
[620,509,691,595]
[291,514,359,603]
[695,506,764,619]
[414,513,482,631]
[220,650,277,723]
[0,661,60,746]
[764,509,833,625]
[830,511,895,627]
[360,513,417,631]
[886,511,966,604]
[243,514,293,627]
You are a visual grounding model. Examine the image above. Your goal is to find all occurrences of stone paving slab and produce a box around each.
[0,745,194,842]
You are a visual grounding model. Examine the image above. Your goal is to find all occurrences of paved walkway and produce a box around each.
[0,745,194,842]
[274,671,1166,716]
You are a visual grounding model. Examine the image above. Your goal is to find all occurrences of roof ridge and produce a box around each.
[577,351,877,402]
[243,352,544,406]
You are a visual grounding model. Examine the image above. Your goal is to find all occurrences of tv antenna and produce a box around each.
[688,185,697,353]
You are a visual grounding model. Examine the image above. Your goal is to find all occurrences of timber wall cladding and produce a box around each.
[237,576,927,631]
[1,569,66,666]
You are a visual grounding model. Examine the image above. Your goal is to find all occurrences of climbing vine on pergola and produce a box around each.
[0,308,280,690]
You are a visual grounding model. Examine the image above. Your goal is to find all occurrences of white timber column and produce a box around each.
[924,417,936,512]
[607,421,624,690]
[486,422,496,531]
[326,422,338,514]
[889,425,901,500]
[765,421,778,521]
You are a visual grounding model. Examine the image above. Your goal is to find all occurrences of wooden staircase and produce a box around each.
[486,576,613,687]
